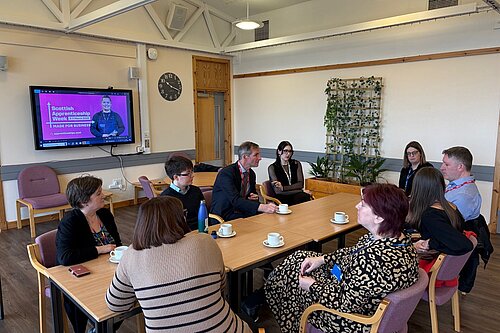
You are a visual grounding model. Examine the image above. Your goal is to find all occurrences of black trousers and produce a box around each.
[64,296,122,333]
[459,249,480,293]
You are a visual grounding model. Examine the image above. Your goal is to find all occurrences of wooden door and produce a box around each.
[196,93,216,162]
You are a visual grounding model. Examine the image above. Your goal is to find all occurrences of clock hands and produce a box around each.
[165,82,180,92]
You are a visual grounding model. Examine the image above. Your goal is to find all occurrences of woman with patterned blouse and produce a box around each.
[265,184,419,333]
[56,175,122,333]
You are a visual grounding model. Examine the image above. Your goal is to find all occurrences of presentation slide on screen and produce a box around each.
[37,93,130,140]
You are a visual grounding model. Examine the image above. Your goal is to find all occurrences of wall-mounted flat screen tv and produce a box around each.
[29,86,135,150]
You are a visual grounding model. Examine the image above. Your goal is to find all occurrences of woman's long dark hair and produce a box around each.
[408,167,462,230]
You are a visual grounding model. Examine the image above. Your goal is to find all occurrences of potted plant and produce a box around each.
[308,156,333,179]
[344,155,387,186]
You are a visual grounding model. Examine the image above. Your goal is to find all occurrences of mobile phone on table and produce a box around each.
[68,264,91,277]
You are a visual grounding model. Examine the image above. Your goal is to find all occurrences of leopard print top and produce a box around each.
[265,233,419,333]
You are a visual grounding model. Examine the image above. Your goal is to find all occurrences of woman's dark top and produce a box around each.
[398,162,433,195]
[419,207,473,255]
[56,208,122,266]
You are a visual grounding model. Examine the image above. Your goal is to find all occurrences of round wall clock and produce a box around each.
[158,72,182,101]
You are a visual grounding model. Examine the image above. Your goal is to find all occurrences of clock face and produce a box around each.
[158,72,182,101]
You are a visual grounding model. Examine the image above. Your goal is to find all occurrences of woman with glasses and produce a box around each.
[398,141,433,196]
[268,140,312,205]
[56,175,122,333]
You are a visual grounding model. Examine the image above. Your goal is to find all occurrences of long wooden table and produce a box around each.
[47,255,141,333]
[132,172,218,204]
[46,192,362,329]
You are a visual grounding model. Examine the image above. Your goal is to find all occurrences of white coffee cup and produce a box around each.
[267,232,284,246]
[110,246,128,261]
[218,223,233,236]
[278,204,289,213]
[334,212,348,222]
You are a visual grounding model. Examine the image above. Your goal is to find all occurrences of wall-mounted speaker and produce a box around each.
[166,4,188,31]
[0,56,7,71]
[129,67,140,79]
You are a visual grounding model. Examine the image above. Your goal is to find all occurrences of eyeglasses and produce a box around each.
[282,149,293,154]
[406,151,419,157]
[177,171,193,177]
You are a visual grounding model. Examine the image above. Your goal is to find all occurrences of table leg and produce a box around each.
[134,186,140,205]
[337,235,346,249]
[95,319,113,333]
[228,270,243,313]
[50,281,64,333]
[0,275,4,320]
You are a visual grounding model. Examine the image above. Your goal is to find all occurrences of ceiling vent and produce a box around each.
[166,3,188,31]
[255,20,269,41]
[428,0,458,10]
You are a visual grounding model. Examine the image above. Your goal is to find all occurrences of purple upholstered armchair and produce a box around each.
[16,165,70,238]
[138,176,162,200]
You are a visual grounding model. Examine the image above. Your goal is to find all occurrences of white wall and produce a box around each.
[232,10,500,221]
[0,25,229,222]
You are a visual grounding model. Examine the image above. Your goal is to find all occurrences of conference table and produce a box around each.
[46,192,362,330]
[47,255,142,333]
[132,172,218,204]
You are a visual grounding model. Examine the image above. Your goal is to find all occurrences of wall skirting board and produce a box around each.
[0,147,493,182]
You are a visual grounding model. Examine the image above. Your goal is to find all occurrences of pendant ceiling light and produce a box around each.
[235,2,263,30]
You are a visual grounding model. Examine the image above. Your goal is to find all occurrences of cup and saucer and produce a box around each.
[217,223,236,238]
[276,204,292,215]
[109,245,128,264]
[263,233,285,248]
[330,212,349,224]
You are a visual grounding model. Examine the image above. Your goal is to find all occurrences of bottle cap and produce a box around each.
[211,230,217,239]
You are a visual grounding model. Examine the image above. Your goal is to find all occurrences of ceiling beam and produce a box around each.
[144,4,173,41]
[483,0,500,13]
[224,3,479,53]
[66,0,157,32]
[41,0,63,22]
[71,0,92,20]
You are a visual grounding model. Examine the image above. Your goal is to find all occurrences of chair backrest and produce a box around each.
[262,180,277,198]
[203,190,213,210]
[435,236,477,281]
[138,176,159,199]
[377,268,429,333]
[34,229,58,268]
[18,165,61,199]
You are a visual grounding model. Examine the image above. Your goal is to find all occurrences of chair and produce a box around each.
[27,229,69,333]
[138,176,162,199]
[422,236,477,333]
[299,268,429,333]
[202,190,225,224]
[16,165,71,238]
[256,182,281,205]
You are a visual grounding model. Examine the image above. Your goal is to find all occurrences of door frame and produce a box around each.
[192,56,232,166]
[489,111,500,233]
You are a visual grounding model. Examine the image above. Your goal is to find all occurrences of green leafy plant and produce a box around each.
[344,155,388,185]
[308,156,333,178]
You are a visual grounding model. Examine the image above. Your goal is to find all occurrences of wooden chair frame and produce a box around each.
[299,300,390,333]
[256,184,281,205]
[27,243,69,333]
[16,199,70,238]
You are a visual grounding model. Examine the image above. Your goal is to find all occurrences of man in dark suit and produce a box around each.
[211,141,277,221]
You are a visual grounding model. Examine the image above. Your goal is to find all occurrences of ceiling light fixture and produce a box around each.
[235,2,263,30]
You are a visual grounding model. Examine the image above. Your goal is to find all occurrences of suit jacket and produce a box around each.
[210,162,259,221]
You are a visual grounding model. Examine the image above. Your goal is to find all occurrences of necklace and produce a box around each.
[281,163,291,185]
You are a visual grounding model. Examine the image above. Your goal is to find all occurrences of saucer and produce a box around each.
[217,231,236,238]
[109,257,120,264]
[277,209,292,215]
[263,240,285,248]
[330,218,349,224]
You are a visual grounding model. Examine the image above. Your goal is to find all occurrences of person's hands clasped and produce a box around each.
[413,239,430,253]
[272,181,283,191]
[299,274,316,292]
[300,256,325,275]
[97,244,116,254]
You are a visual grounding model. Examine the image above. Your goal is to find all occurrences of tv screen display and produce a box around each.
[29,86,135,150]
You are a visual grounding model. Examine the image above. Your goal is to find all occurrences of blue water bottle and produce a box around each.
[198,200,208,233]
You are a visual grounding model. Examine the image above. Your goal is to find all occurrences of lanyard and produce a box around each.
[404,167,416,191]
[445,179,475,193]
[282,164,291,185]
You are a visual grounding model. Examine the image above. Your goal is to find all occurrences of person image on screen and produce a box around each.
[106,196,251,332]
[268,140,312,205]
[90,95,125,138]
[56,175,122,333]
[264,184,419,332]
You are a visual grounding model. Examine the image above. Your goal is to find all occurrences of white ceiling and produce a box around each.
[203,0,313,18]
